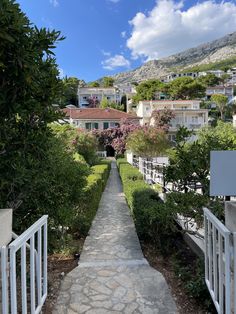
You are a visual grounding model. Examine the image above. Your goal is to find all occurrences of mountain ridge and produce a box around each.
[111,32,236,84]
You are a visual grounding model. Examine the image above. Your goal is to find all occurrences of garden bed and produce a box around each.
[141,237,216,314]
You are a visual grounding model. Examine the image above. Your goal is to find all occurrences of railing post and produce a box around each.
[1,246,9,314]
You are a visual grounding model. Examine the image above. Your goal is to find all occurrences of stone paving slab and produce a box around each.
[53,161,178,314]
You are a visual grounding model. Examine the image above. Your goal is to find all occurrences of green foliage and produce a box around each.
[117,159,179,246]
[74,162,111,235]
[172,253,215,311]
[50,123,98,165]
[165,122,236,195]
[13,136,89,249]
[100,97,124,111]
[74,131,98,165]
[132,79,164,103]
[0,1,78,233]
[55,77,85,106]
[197,73,220,87]
[166,77,206,100]
[127,128,169,157]
[103,76,114,87]
[88,81,100,87]
[211,94,228,120]
[100,97,110,108]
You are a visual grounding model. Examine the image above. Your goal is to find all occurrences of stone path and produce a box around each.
[53,161,177,314]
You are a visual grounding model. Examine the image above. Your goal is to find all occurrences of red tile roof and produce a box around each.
[63,108,140,120]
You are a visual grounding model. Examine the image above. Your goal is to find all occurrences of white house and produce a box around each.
[78,87,122,108]
[206,85,234,102]
[136,100,208,142]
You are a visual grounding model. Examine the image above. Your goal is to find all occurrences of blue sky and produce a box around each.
[17,0,236,82]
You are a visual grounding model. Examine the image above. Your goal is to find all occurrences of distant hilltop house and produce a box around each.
[136,100,208,142]
[63,107,140,130]
[77,87,122,108]
[160,68,236,85]
[227,67,236,85]
[161,72,198,83]
[205,85,234,102]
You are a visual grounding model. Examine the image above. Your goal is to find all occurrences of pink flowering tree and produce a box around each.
[151,108,175,131]
[92,119,144,155]
[87,96,100,108]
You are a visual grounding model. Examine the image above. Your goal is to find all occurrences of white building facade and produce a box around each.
[78,87,122,108]
[206,85,234,102]
[136,100,208,141]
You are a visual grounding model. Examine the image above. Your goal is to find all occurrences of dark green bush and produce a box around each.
[117,158,176,245]
[74,163,111,235]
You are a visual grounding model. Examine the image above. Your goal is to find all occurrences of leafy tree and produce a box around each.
[93,120,142,155]
[165,122,236,195]
[167,77,206,100]
[132,79,165,103]
[55,77,85,107]
[100,97,124,111]
[197,73,220,87]
[51,123,98,165]
[220,73,230,86]
[127,128,169,157]
[88,81,100,87]
[103,76,114,87]
[73,131,98,165]
[211,94,228,120]
[0,0,88,243]
[100,97,109,108]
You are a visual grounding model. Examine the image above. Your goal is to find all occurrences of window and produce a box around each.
[83,96,87,99]
[168,134,176,142]
[103,122,109,129]
[85,123,91,130]
[85,122,99,130]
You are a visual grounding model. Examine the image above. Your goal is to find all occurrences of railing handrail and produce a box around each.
[9,215,48,251]
[203,207,230,235]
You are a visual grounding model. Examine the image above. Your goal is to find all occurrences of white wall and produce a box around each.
[0,209,12,246]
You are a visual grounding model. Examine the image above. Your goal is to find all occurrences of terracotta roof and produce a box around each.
[63,108,140,120]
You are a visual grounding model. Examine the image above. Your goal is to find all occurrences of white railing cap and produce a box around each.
[204,207,230,235]
[9,215,48,251]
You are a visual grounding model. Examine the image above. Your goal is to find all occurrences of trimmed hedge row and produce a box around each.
[117,158,176,246]
[75,160,111,235]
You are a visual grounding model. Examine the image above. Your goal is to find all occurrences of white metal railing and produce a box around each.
[204,208,232,314]
[96,151,107,158]
[1,215,48,314]
[1,246,8,314]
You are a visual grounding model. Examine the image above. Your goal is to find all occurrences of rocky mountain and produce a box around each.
[112,32,236,84]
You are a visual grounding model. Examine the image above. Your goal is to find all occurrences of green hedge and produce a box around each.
[117,159,173,243]
[74,161,111,235]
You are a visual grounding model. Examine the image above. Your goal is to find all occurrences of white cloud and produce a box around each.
[102,54,130,70]
[127,0,236,60]
[121,31,126,38]
[50,0,59,7]
[108,0,120,3]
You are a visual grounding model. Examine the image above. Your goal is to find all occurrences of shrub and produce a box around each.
[74,162,111,235]
[117,158,177,246]
[126,127,169,158]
